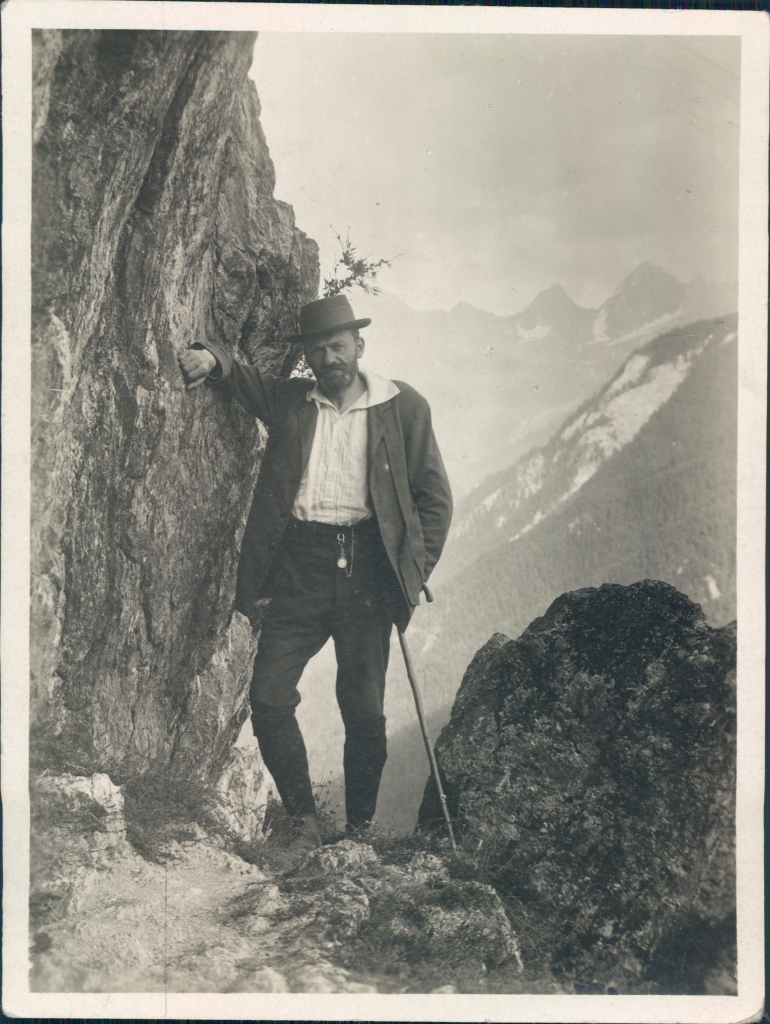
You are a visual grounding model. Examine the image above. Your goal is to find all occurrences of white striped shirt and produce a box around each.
[292,370,401,525]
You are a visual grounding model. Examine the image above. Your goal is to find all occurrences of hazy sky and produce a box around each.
[250,33,739,315]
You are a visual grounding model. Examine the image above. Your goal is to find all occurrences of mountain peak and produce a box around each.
[531,283,578,306]
[617,262,682,291]
[515,283,586,328]
[595,263,686,341]
[445,300,503,323]
[540,282,574,300]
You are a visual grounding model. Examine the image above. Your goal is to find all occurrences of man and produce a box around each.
[179,294,452,867]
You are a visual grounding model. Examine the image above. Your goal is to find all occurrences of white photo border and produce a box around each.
[2,3,766,1020]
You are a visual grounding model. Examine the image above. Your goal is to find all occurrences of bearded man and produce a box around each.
[179,294,452,867]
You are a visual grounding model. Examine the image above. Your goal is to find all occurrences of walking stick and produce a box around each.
[398,584,458,853]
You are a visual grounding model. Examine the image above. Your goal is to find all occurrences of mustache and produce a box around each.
[320,363,354,375]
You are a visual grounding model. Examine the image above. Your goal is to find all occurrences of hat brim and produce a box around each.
[287,317,372,342]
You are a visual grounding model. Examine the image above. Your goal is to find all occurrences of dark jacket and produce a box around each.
[201,342,453,630]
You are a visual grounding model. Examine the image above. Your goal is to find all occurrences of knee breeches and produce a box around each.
[249,516,403,722]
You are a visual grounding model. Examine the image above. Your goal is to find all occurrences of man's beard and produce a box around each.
[318,358,358,394]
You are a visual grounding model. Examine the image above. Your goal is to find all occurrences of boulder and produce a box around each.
[36,771,124,817]
[419,580,736,991]
[30,30,318,782]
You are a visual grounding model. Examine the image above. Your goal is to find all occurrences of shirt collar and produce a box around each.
[307,370,400,412]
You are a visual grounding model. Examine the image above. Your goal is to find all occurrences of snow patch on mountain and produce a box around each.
[445,320,728,571]
[520,453,546,498]
[481,489,501,510]
[605,353,651,398]
[516,347,702,536]
[564,352,698,470]
[516,321,553,342]
[591,308,609,344]
[593,309,685,348]
[453,453,546,539]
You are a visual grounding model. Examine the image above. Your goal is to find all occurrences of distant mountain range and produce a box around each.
[364,265,736,496]
[440,311,737,583]
[378,312,738,831]
[421,312,736,674]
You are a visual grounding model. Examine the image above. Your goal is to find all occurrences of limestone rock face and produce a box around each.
[30,30,319,781]
[211,746,273,842]
[419,580,736,991]
[35,772,125,850]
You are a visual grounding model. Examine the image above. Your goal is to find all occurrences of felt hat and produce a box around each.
[288,294,371,341]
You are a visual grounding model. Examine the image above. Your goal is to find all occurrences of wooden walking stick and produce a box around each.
[398,584,458,853]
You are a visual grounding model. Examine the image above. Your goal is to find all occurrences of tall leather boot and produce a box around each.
[251,702,316,819]
[343,714,387,830]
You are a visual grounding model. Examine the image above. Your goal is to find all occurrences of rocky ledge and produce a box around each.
[30,770,520,994]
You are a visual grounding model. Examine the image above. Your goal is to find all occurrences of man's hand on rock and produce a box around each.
[179,348,217,390]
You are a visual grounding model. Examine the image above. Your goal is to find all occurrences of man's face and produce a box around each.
[303,329,364,395]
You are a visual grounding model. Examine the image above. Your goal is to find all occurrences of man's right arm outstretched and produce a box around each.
[177,342,286,427]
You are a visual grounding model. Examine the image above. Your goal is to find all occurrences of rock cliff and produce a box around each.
[31,30,318,783]
[419,580,736,993]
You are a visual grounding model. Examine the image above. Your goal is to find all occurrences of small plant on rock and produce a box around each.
[322,228,399,299]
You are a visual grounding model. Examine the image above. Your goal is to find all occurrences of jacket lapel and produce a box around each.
[367,401,391,467]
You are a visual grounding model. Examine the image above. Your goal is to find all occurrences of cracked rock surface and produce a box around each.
[31,29,318,784]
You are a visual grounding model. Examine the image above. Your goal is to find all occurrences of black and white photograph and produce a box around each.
[2,2,767,1020]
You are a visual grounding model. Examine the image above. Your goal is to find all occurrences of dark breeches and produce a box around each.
[250,516,404,825]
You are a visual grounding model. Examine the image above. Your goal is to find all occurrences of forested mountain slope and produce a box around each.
[440,315,737,588]
[377,314,737,831]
